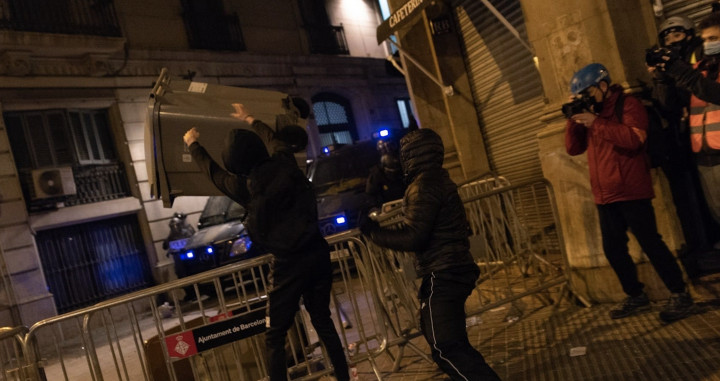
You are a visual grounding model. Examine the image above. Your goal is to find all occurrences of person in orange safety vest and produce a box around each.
[653,11,720,248]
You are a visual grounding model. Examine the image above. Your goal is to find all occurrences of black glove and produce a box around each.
[645,46,679,71]
[358,212,379,236]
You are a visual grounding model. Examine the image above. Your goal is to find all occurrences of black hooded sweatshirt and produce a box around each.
[189,129,321,258]
[365,129,475,277]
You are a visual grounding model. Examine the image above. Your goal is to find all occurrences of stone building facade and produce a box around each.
[0,0,410,326]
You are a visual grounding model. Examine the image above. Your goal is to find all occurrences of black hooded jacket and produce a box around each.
[366,129,475,277]
[189,129,321,258]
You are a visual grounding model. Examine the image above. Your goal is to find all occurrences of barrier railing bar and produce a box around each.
[127,301,152,381]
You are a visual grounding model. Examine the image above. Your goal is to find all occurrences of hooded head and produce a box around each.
[399,128,444,182]
[275,124,308,153]
[221,129,270,176]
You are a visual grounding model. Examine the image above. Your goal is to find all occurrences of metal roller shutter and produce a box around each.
[454,0,545,185]
[454,0,557,244]
[662,0,716,21]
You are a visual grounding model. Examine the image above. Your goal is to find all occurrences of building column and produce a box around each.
[387,0,490,182]
[521,0,686,302]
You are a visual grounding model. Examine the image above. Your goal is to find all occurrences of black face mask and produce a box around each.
[666,40,688,56]
[583,87,607,114]
[580,92,603,114]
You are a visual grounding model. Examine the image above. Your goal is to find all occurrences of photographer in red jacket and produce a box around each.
[565,63,696,322]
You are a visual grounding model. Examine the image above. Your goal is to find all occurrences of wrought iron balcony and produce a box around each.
[306,24,350,55]
[21,163,131,213]
[0,0,121,37]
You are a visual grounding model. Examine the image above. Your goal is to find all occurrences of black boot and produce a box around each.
[659,292,697,322]
[609,292,651,319]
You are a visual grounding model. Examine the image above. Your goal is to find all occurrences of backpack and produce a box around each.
[614,94,672,168]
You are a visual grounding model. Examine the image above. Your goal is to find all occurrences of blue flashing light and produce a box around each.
[335,216,347,225]
[323,146,330,154]
[184,251,194,260]
[379,129,389,137]
[206,246,213,254]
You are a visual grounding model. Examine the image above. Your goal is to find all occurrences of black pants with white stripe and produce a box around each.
[418,267,500,381]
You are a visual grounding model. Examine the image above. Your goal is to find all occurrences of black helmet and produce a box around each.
[381,153,401,174]
[169,212,187,229]
[658,16,695,46]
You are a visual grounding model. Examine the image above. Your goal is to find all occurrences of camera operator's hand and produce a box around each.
[231,103,255,124]
[645,46,680,72]
[572,112,597,127]
[183,127,199,146]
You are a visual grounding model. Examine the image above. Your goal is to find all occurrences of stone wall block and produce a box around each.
[0,225,33,251]
[4,246,39,275]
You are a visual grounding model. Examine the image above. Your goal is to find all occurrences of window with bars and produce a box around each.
[4,108,129,210]
[5,109,116,170]
[36,214,153,313]
[312,93,357,146]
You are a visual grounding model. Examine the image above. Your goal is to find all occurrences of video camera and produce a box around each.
[561,98,592,119]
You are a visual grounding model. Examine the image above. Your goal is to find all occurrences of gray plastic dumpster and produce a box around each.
[145,68,307,207]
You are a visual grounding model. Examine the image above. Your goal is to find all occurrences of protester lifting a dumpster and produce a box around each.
[360,128,501,381]
[182,108,350,381]
[564,63,698,322]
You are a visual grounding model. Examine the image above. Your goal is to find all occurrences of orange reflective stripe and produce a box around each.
[689,114,704,127]
[708,132,720,149]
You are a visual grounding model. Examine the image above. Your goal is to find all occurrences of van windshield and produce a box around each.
[198,196,246,228]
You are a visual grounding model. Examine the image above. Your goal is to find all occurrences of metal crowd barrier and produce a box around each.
[0,236,389,381]
[364,177,578,371]
[0,176,578,381]
[0,325,37,381]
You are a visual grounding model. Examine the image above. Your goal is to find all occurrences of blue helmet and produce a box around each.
[570,63,611,95]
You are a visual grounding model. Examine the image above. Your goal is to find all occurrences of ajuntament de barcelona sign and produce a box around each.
[376,0,433,44]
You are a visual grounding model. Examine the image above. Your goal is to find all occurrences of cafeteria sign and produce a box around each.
[165,309,266,359]
[376,0,433,44]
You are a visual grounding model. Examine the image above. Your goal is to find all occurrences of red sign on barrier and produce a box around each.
[165,332,199,359]
[164,309,266,359]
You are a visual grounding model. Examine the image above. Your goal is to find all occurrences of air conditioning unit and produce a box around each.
[31,167,77,199]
